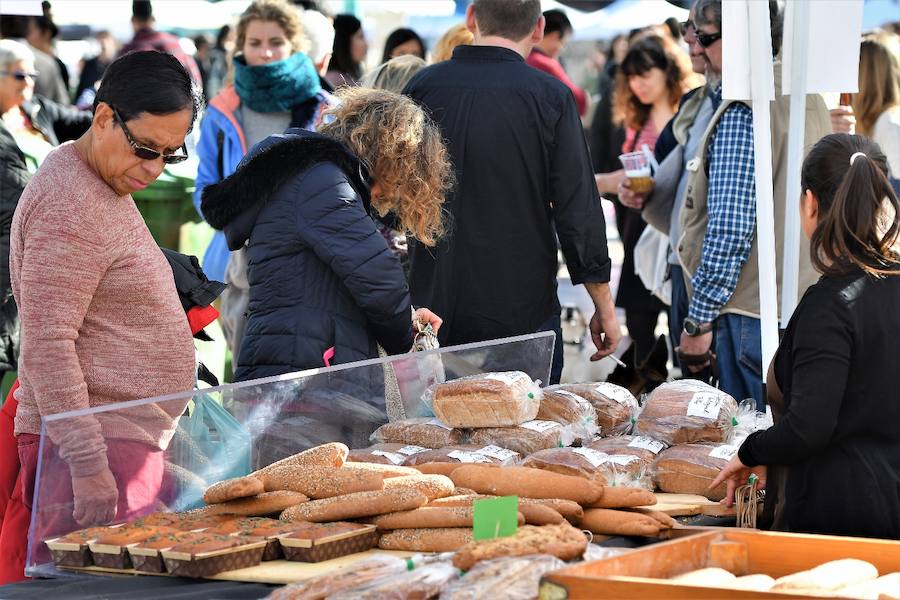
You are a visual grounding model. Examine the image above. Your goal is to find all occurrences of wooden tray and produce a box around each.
[540,528,900,599]
[647,493,736,517]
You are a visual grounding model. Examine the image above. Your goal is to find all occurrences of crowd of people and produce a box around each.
[0,0,898,584]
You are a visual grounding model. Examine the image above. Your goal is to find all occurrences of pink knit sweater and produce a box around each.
[10,143,196,477]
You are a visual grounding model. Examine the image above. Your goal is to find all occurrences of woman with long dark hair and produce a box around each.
[381,28,426,63]
[326,14,367,88]
[713,134,900,539]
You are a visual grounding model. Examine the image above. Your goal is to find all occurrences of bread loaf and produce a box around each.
[251,442,348,480]
[468,421,572,456]
[347,443,431,466]
[536,390,598,441]
[431,372,542,428]
[524,447,644,482]
[771,559,879,594]
[402,445,517,470]
[378,527,473,552]
[203,476,265,505]
[549,383,638,436]
[370,418,465,449]
[672,568,737,587]
[382,474,455,501]
[259,465,383,498]
[587,435,666,468]
[441,555,566,600]
[835,572,899,599]
[280,488,428,523]
[579,508,661,537]
[518,503,565,525]
[448,465,603,504]
[634,381,737,445]
[586,486,656,508]
[201,491,309,516]
[340,461,421,478]
[452,522,587,571]
[652,443,738,501]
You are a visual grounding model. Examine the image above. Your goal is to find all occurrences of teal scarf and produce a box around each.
[233,53,321,113]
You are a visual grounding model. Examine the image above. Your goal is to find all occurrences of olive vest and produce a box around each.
[677,62,832,319]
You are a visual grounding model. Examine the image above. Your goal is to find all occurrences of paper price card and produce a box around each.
[521,420,561,433]
[628,436,665,454]
[476,445,519,462]
[372,451,405,465]
[397,445,429,456]
[473,496,519,541]
[687,392,726,419]
[709,445,739,461]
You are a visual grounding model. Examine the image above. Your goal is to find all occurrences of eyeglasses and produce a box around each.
[110,106,189,164]
[1,70,39,81]
[681,21,722,48]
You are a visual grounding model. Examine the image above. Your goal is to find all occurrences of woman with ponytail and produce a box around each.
[712,133,900,538]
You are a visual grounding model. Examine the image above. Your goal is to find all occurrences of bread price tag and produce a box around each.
[371,450,406,465]
[709,445,739,461]
[427,418,453,430]
[476,445,519,462]
[520,420,561,433]
[572,447,611,467]
[447,450,492,464]
[397,445,429,456]
[605,454,640,467]
[483,372,525,387]
[687,392,726,419]
[595,383,636,406]
[628,436,665,454]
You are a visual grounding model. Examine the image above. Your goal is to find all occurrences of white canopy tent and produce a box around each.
[545,0,689,40]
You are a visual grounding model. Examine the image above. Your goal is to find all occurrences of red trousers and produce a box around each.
[0,383,165,583]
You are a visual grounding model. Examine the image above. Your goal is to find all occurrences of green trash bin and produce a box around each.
[133,166,199,250]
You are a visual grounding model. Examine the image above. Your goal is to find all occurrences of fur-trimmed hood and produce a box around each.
[200,129,370,249]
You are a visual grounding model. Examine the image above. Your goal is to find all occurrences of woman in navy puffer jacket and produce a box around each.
[201,88,451,382]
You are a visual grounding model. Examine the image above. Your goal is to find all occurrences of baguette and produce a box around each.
[452,522,587,571]
[427,494,496,507]
[519,498,584,522]
[372,507,524,530]
[280,488,428,523]
[259,465,383,498]
[382,474,455,501]
[378,527,473,552]
[201,491,309,516]
[341,462,421,478]
[449,465,603,504]
[586,486,656,509]
[624,508,676,529]
[518,504,565,525]
[251,442,348,479]
[202,476,264,505]
[580,508,661,537]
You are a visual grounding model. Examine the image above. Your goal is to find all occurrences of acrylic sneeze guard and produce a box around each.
[25,331,555,576]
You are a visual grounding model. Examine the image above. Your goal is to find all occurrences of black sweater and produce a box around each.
[739,267,900,539]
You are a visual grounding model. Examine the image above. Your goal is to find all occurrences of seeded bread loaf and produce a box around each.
[370,418,466,449]
[468,421,572,455]
[586,435,667,468]
[452,522,587,571]
[432,372,542,428]
[251,442,348,480]
[378,527,473,552]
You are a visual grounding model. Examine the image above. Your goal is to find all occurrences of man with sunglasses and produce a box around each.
[670,0,830,409]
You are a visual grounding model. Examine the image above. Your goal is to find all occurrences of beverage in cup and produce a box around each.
[619,151,654,194]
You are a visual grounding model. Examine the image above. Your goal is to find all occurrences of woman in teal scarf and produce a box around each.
[193,0,336,370]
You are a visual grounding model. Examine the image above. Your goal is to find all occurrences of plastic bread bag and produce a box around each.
[633,380,738,445]
[403,444,520,468]
[423,372,543,428]
[586,435,667,469]
[547,383,639,436]
[728,400,774,445]
[521,447,652,489]
[602,464,655,491]
[536,389,599,442]
[267,554,453,600]
[386,321,447,421]
[347,443,433,466]
[468,420,577,456]
[652,442,739,501]
[439,554,565,600]
[329,562,460,600]
[370,417,467,449]
[581,545,632,562]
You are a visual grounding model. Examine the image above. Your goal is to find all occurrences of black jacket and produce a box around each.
[201,130,414,382]
[0,124,29,372]
[21,95,92,147]
[740,269,900,539]
[403,46,611,346]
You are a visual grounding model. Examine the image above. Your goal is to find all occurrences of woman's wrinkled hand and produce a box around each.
[709,455,767,508]
[413,307,442,334]
[71,466,118,526]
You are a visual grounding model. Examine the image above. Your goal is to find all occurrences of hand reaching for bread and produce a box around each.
[710,455,767,508]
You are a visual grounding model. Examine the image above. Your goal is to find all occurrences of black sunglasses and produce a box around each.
[1,70,39,81]
[111,106,189,164]
[681,20,722,48]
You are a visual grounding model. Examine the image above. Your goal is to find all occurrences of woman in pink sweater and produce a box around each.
[7,52,201,556]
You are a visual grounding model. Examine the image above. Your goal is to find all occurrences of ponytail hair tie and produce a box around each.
[850,152,867,165]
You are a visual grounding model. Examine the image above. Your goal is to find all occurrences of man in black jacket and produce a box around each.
[403,0,619,384]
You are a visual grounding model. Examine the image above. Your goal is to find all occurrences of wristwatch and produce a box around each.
[683,317,713,337]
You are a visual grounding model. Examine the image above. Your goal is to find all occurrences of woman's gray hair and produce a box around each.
[360,55,427,95]
[0,39,35,73]
[693,0,721,30]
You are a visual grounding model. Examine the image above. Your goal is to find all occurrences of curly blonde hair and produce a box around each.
[318,87,452,247]
[235,0,306,57]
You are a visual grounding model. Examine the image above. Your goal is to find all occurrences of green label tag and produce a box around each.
[473,495,519,541]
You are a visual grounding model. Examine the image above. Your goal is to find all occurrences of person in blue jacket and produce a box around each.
[200,87,451,381]
[193,0,336,364]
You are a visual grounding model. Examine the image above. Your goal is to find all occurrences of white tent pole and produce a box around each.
[747,1,780,382]
[781,0,812,324]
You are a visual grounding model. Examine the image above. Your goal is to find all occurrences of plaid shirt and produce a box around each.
[688,93,757,324]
